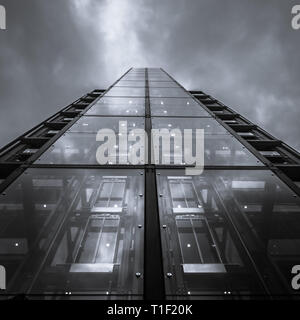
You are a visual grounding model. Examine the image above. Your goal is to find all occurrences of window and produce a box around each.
[148,75,171,81]
[152,117,227,135]
[149,81,180,88]
[121,75,145,81]
[104,87,145,97]
[156,171,264,296]
[149,87,190,98]
[85,97,145,116]
[37,126,146,166]
[156,169,300,297]
[0,169,144,297]
[150,98,210,117]
[151,118,262,166]
[68,116,144,133]
[116,81,145,87]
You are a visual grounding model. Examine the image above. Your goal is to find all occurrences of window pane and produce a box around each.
[152,117,227,134]
[122,71,144,75]
[203,136,262,166]
[36,122,146,164]
[147,68,161,72]
[85,97,145,116]
[151,118,262,166]
[150,97,210,117]
[116,81,145,87]
[149,81,180,88]
[122,75,145,81]
[0,168,144,298]
[37,116,145,165]
[148,75,171,81]
[156,171,265,297]
[68,116,144,133]
[156,169,300,297]
[149,87,190,98]
[104,87,145,97]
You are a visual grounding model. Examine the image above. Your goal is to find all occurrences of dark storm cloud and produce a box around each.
[0,0,110,146]
[0,0,300,151]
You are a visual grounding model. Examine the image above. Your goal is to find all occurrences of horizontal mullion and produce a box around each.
[27,164,267,170]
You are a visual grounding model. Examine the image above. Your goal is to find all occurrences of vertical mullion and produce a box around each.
[144,68,165,300]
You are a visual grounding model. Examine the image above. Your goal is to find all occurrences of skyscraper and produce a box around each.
[0,68,299,300]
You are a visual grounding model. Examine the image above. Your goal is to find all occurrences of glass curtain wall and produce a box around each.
[0,68,147,300]
[148,68,300,300]
[0,68,299,300]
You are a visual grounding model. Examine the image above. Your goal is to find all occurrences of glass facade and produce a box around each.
[156,169,300,298]
[151,118,263,166]
[104,87,145,97]
[0,67,299,300]
[0,168,144,298]
[150,97,210,117]
[149,87,190,98]
[149,81,180,88]
[85,97,145,116]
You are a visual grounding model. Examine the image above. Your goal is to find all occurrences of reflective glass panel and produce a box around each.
[116,81,145,87]
[152,117,227,135]
[37,128,146,166]
[156,169,300,298]
[150,88,190,98]
[151,119,262,166]
[68,116,144,133]
[85,97,145,116]
[150,97,210,117]
[125,71,145,73]
[148,75,171,81]
[203,136,262,166]
[104,87,145,97]
[122,75,145,81]
[126,74,145,77]
[37,133,101,164]
[0,168,144,298]
[149,81,180,88]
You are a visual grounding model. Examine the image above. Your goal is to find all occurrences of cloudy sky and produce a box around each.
[0,0,300,151]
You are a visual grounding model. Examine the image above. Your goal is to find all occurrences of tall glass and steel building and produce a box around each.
[0,68,300,300]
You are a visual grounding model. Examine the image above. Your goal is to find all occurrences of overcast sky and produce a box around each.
[0,0,300,151]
